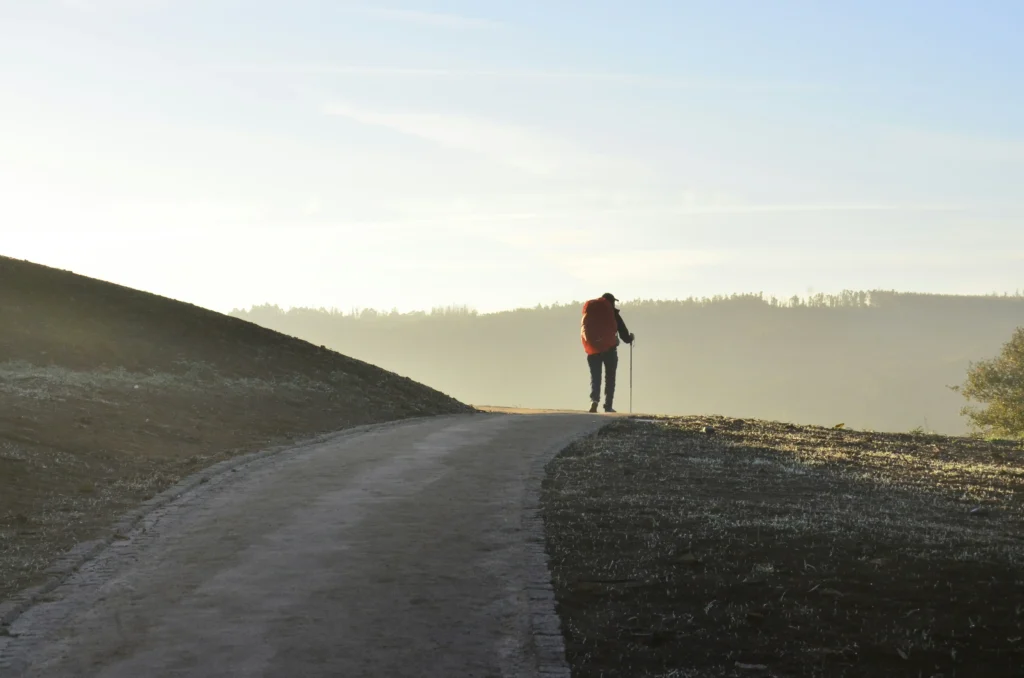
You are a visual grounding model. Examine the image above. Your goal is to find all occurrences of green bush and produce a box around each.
[953,327,1024,439]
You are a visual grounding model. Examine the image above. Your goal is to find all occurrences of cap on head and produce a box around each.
[601,292,618,303]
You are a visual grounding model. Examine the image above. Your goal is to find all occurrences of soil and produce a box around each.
[0,255,473,604]
[542,416,1024,678]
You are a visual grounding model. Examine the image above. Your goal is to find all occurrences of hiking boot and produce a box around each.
[588,401,599,413]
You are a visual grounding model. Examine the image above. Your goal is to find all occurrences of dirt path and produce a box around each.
[0,413,603,678]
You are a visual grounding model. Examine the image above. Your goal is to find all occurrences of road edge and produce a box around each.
[522,421,608,677]
[0,413,472,631]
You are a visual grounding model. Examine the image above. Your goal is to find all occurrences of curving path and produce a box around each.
[0,413,603,678]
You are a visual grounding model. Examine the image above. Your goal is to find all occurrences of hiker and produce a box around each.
[580,292,635,413]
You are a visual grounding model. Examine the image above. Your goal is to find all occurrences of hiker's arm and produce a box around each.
[615,311,634,343]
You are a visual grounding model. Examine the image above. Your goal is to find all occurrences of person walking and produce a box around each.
[580,292,635,413]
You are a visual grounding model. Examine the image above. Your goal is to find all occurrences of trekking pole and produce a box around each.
[630,340,633,414]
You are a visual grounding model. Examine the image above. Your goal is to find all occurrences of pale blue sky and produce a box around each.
[2,0,1022,312]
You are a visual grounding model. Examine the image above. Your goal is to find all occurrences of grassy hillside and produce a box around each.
[0,256,472,603]
[544,417,1024,677]
[232,292,1024,435]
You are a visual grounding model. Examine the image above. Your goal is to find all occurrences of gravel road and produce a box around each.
[0,413,603,678]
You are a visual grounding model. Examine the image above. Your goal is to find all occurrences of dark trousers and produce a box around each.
[587,347,618,406]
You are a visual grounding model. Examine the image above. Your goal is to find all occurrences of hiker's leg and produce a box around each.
[587,353,602,404]
[604,348,618,408]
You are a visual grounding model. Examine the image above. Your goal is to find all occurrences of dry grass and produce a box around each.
[0,359,471,605]
[0,359,357,399]
[542,416,1024,677]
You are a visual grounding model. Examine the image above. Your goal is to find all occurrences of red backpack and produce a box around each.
[581,297,618,355]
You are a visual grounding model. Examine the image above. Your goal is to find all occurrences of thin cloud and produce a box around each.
[743,248,1024,269]
[461,203,966,217]
[660,203,967,214]
[375,203,970,221]
[558,249,730,285]
[286,201,973,234]
[554,246,1024,287]
[349,7,499,29]
[875,124,1024,164]
[60,0,170,10]
[324,102,617,176]
[222,63,820,92]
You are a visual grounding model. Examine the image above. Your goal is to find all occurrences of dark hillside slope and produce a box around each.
[1,255,463,402]
[0,255,471,604]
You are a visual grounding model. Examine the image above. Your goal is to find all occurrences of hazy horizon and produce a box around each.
[232,290,1024,435]
[3,1,1023,315]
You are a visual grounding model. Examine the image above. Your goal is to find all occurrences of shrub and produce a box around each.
[953,327,1024,439]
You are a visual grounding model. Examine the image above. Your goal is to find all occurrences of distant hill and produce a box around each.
[0,255,471,602]
[232,291,1024,435]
